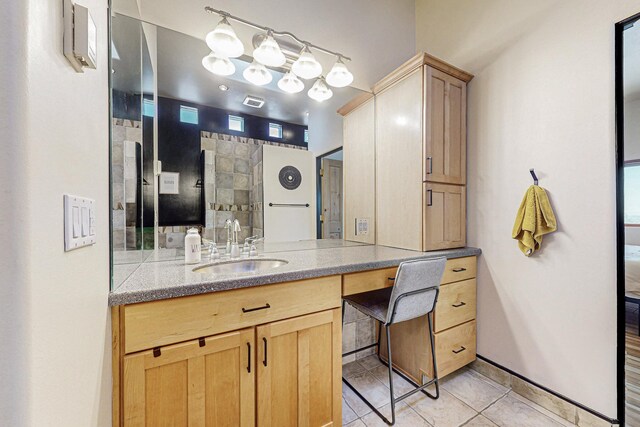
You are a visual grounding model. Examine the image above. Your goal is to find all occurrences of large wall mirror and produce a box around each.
[109,12,369,288]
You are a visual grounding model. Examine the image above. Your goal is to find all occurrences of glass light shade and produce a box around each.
[201,52,235,76]
[307,77,333,102]
[243,60,273,86]
[291,47,322,80]
[277,71,304,93]
[205,17,244,58]
[253,32,286,67]
[326,58,354,88]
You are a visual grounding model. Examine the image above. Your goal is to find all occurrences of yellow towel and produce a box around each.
[512,185,557,256]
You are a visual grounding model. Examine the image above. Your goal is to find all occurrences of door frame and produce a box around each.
[315,147,343,239]
[616,11,640,426]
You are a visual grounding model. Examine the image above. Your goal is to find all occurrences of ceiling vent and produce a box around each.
[243,95,265,109]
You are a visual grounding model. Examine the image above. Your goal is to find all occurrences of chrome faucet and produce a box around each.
[243,236,265,257]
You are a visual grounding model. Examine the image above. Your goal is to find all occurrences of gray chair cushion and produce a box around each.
[343,287,393,323]
[387,257,446,324]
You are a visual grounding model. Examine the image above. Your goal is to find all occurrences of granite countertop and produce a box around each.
[109,241,481,306]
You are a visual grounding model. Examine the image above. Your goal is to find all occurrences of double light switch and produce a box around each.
[64,194,96,251]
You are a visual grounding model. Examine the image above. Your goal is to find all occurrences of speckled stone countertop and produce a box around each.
[109,241,481,306]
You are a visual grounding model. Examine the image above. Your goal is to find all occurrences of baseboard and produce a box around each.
[473,355,618,426]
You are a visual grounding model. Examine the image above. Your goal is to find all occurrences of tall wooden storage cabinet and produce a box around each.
[341,53,472,251]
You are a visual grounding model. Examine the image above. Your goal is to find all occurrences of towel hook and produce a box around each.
[529,168,539,185]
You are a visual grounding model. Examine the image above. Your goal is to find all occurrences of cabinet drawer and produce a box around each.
[442,256,476,284]
[342,267,397,296]
[435,320,476,378]
[434,279,476,332]
[123,276,341,354]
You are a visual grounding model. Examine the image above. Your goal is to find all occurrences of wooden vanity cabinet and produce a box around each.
[122,328,255,427]
[340,53,472,251]
[257,310,341,427]
[113,277,343,427]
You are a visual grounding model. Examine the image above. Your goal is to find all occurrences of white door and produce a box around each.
[262,145,316,242]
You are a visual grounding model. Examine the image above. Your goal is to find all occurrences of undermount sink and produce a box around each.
[193,258,289,274]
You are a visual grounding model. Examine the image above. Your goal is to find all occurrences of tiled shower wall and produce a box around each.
[112,119,142,250]
[157,131,305,248]
[343,303,378,363]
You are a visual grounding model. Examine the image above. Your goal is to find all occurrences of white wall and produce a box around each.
[417,0,640,417]
[0,0,111,425]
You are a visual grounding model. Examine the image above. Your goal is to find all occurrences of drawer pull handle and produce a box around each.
[263,337,268,367]
[452,267,467,273]
[426,156,433,174]
[387,277,395,281]
[427,189,433,206]
[452,301,466,308]
[247,343,251,373]
[242,303,271,313]
[452,346,466,354]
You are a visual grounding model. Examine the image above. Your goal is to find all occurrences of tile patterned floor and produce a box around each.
[342,356,576,426]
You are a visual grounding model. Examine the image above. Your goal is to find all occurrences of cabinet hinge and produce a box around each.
[153,347,161,357]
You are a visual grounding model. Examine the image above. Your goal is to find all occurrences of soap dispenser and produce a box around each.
[184,228,202,264]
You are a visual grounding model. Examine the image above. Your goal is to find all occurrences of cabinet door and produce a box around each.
[423,182,466,250]
[425,66,467,185]
[343,98,375,244]
[257,309,341,427]
[123,328,255,427]
[375,68,424,250]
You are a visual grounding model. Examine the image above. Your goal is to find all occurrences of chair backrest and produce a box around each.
[385,257,446,325]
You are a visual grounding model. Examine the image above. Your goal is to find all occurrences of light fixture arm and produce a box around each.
[204,6,351,61]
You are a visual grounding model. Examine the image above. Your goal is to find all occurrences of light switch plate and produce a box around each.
[64,194,96,251]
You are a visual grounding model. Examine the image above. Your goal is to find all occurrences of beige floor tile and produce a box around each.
[463,415,498,426]
[511,376,576,423]
[360,402,433,427]
[343,372,390,417]
[441,369,508,411]
[368,364,417,398]
[508,393,575,427]
[344,419,366,427]
[343,360,367,379]
[406,389,477,426]
[359,354,385,370]
[482,394,565,427]
[343,398,359,425]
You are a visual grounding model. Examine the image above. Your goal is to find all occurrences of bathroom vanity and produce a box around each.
[110,243,480,426]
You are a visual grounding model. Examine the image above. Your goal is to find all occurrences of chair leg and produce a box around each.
[386,325,396,425]
[426,313,440,399]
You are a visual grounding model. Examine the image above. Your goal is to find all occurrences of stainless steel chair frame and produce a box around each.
[342,287,440,426]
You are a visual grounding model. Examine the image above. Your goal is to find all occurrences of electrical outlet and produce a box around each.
[355,218,369,235]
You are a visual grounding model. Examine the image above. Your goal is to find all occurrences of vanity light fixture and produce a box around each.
[205,16,244,58]
[326,56,354,88]
[291,45,322,80]
[308,77,333,102]
[253,30,286,67]
[243,60,273,86]
[277,71,304,94]
[204,7,352,94]
[202,51,235,76]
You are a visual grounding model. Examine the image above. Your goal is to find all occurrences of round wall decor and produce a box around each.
[278,166,302,190]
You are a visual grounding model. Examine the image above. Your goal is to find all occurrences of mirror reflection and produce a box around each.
[110,13,368,287]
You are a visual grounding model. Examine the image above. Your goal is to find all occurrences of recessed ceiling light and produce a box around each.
[218,84,229,91]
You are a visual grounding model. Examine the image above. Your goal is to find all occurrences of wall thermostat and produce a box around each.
[63,0,97,72]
